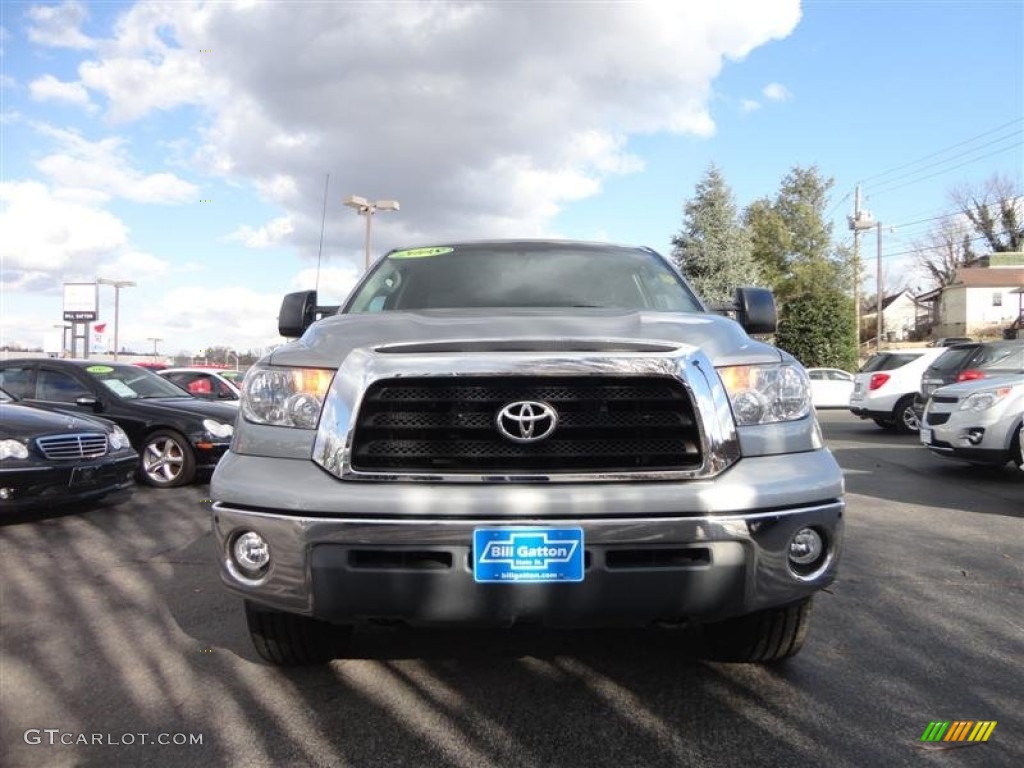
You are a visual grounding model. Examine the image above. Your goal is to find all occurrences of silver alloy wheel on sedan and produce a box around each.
[141,430,196,487]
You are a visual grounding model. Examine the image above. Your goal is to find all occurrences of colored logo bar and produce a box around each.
[921,721,997,742]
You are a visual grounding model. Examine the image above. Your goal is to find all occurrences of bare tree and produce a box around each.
[914,216,974,289]
[950,174,1024,256]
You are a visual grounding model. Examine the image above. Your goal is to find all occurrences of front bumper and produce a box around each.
[0,453,137,511]
[189,439,231,471]
[920,401,1022,466]
[212,449,844,626]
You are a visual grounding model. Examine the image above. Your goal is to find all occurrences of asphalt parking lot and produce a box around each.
[1,411,1021,768]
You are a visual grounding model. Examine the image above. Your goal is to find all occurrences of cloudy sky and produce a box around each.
[2,0,1022,356]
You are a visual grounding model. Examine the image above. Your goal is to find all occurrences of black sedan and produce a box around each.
[0,359,237,488]
[0,387,138,511]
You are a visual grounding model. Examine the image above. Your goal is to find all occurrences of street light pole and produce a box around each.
[847,186,875,354]
[148,337,163,356]
[97,278,136,361]
[342,195,400,271]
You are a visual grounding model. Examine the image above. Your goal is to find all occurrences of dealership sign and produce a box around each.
[63,283,98,322]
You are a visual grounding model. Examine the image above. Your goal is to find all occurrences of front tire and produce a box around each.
[245,601,352,666]
[701,597,813,663]
[893,395,920,435]
[140,429,196,487]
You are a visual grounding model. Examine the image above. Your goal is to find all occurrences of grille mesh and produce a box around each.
[36,433,108,460]
[351,376,702,473]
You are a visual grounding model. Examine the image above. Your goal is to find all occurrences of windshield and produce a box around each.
[86,365,193,399]
[345,242,703,313]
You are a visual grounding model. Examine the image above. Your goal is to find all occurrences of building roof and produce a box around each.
[954,267,1024,288]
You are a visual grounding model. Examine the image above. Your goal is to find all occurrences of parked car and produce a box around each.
[0,387,137,511]
[158,367,242,406]
[849,348,945,433]
[927,336,973,347]
[0,359,237,488]
[806,368,855,408]
[920,375,1024,468]
[914,340,1024,420]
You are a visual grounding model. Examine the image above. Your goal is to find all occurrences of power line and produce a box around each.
[865,141,1023,197]
[864,132,1022,195]
[858,116,1024,185]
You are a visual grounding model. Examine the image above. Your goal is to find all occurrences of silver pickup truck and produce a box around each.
[212,240,844,665]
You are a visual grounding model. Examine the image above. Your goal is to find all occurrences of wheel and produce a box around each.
[245,600,352,665]
[139,429,196,487]
[871,417,895,430]
[701,597,813,663]
[892,395,920,435]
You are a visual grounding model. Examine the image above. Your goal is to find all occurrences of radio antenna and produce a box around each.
[315,172,329,293]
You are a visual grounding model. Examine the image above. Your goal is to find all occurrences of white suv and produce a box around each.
[849,348,945,433]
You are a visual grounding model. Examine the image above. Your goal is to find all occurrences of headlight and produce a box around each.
[718,363,811,426]
[202,419,234,439]
[958,386,1014,412]
[108,426,131,450]
[242,366,334,429]
[0,439,29,460]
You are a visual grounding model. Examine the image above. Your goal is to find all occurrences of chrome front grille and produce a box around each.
[350,375,703,474]
[36,433,108,460]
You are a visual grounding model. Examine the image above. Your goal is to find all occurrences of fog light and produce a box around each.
[232,531,270,576]
[789,527,823,566]
[0,488,14,500]
[966,428,985,445]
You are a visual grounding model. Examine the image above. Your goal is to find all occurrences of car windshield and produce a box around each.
[0,387,12,403]
[345,243,703,313]
[85,364,192,399]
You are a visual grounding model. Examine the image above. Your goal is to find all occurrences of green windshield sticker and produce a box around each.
[86,365,115,373]
[390,246,454,259]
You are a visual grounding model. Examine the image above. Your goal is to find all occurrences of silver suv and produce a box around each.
[921,375,1024,468]
[212,240,844,665]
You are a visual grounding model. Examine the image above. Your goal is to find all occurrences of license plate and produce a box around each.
[70,465,99,487]
[473,527,584,583]
[920,428,932,445]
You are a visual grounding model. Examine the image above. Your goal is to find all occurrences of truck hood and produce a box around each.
[269,309,784,369]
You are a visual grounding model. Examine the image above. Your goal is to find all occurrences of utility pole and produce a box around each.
[876,222,884,353]
[848,186,875,354]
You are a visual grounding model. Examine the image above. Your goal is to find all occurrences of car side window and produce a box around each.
[808,370,824,380]
[0,366,35,399]
[37,369,91,403]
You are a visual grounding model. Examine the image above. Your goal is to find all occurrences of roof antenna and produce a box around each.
[315,172,329,294]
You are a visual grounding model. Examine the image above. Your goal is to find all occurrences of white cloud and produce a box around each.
[224,216,295,248]
[26,1,95,49]
[291,265,361,305]
[740,99,762,113]
[29,74,93,108]
[55,1,800,255]
[133,285,285,354]
[0,180,127,281]
[34,124,197,204]
[97,250,170,280]
[762,82,792,102]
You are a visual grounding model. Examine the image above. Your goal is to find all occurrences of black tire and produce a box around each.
[892,395,920,435]
[1011,423,1022,469]
[701,597,813,663]
[871,417,895,430]
[139,429,196,488]
[245,600,352,666]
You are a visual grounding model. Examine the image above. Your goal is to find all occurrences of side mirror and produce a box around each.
[75,395,101,412]
[735,287,777,335]
[279,290,318,338]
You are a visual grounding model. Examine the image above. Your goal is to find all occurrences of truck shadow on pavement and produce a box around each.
[2,482,1021,768]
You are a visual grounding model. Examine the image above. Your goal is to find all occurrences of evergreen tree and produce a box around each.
[670,164,761,304]
[744,165,858,368]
